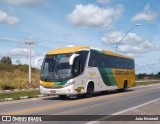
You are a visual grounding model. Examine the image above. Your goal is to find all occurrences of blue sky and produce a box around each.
[0,0,160,74]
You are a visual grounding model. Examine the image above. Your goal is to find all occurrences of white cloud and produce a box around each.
[102,31,143,44]
[118,41,158,53]
[0,36,18,42]
[132,4,157,22]
[125,53,143,58]
[97,0,111,4]
[0,10,19,25]
[0,0,47,6]
[67,4,123,28]
[9,48,36,57]
[125,53,134,58]
[102,31,159,53]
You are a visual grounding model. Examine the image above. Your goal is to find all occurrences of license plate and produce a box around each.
[50,90,56,94]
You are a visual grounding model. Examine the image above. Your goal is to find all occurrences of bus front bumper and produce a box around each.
[40,85,78,95]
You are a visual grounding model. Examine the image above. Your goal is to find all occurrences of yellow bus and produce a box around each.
[40,46,135,99]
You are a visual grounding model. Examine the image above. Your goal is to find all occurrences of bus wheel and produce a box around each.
[85,83,94,98]
[59,95,67,99]
[123,81,128,92]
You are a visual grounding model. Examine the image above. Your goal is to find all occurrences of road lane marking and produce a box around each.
[86,97,160,124]
[2,86,159,115]
[112,97,160,115]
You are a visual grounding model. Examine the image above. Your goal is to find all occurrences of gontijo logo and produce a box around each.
[115,70,129,75]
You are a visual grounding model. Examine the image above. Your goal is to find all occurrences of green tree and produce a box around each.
[0,56,12,65]
[137,73,147,79]
[156,72,160,78]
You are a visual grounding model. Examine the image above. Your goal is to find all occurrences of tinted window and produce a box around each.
[41,53,72,81]
[72,57,82,76]
[72,51,89,77]
[88,50,134,69]
[77,51,89,66]
[77,51,89,71]
[88,50,100,67]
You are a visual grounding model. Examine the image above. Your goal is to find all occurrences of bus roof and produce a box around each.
[102,50,133,59]
[47,46,90,55]
[47,46,133,59]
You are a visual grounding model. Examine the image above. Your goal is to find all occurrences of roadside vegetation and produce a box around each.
[135,81,160,86]
[0,56,40,90]
[136,72,160,86]
[136,72,160,80]
[0,90,40,101]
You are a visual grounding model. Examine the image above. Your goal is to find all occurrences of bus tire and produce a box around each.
[85,82,94,98]
[123,81,128,92]
[59,95,67,99]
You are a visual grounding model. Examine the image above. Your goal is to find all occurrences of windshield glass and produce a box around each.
[41,53,72,81]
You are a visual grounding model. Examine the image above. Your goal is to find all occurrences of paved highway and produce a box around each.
[0,85,160,124]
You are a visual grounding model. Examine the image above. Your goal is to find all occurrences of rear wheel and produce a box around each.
[58,95,67,99]
[122,81,128,92]
[85,83,94,98]
[118,81,128,92]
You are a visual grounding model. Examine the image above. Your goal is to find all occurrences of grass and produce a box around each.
[0,90,41,101]
[135,81,160,86]
[0,64,40,90]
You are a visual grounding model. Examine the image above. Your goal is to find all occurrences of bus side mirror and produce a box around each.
[35,57,44,69]
[69,54,79,65]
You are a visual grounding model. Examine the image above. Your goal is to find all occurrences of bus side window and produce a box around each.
[92,61,97,67]
[72,57,82,76]
[77,51,89,71]
[89,51,100,67]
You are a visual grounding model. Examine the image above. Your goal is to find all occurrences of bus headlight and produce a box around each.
[40,81,45,87]
[63,80,75,88]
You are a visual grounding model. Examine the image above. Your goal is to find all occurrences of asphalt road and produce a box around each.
[0,85,160,124]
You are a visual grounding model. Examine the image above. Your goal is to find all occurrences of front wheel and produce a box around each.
[85,83,94,98]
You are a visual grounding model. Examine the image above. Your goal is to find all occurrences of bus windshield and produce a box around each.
[41,53,73,81]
